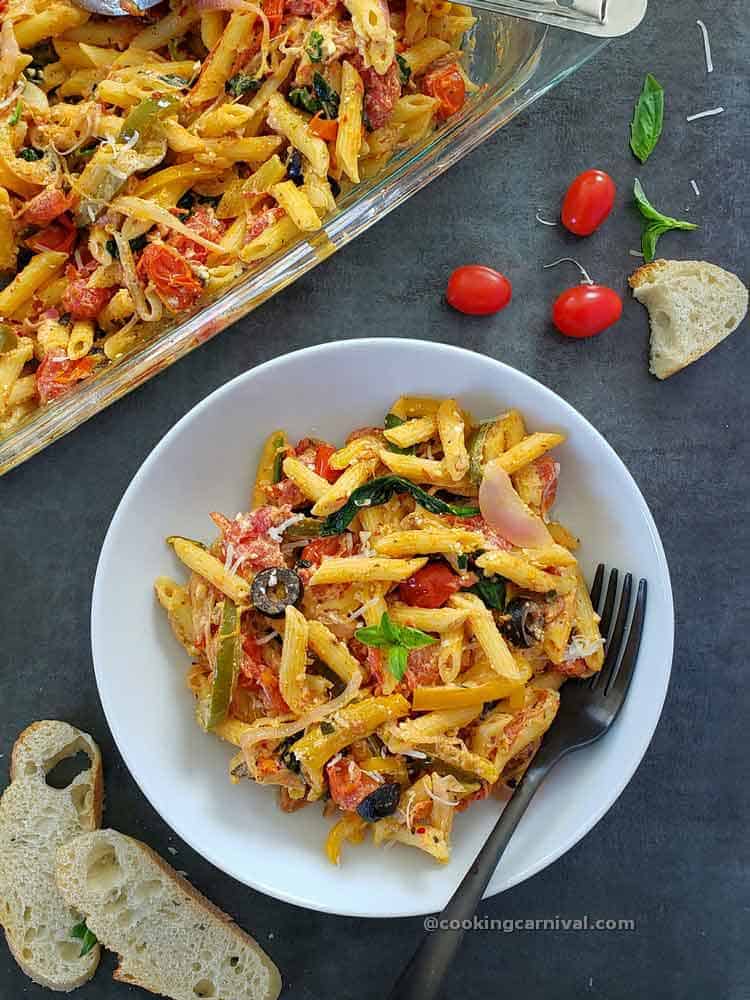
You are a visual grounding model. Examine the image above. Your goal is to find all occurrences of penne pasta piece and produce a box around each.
[309,556,428,585]
[307,620,362,682]
[239,215,300,264]
[412,675,523,711]
[168,537,250,605]
[278,606,310,714]
[270,181,322,233]
[437,398,469,481]
[476,550,575,595]
[383,415,437,448]
[373,527,485,558]
[131,8,201,51]
[548,521,580,550]
[311,458,378,517]
[496,432,564,475]
[282,455,329,502]
[378,449,477,495]
[67,320,95,361]
[266,93,329,177]
[336,60,364,184]
[437,623,464,683]
[329,436,382,470]
[252,429,288,508]
[387,604,469,632]
[450,593,529,683]
[0,251,68,318]
[14,5,90,49]
[401,37,451,75]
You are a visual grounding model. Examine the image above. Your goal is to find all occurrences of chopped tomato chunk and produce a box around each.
[61,266,115,320]
[22,189,75,227]
[263,0,285,36]
[168,205,226,264]
[314,443,340,483]
[422,63,466,119]
[326,756,380,812]
[399,562,461,608]
[210,506,289,572]
[36,350,97,405]
[27,213,77,255]
[137,243,203,313]
[300,535,345,566]
[238,635,289,714]
[309,112,339,141]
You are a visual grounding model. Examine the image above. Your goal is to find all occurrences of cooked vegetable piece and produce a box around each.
[501,598,544,648]
[198,598,240,730]
[356,782,401,821]
[251,567,303,617]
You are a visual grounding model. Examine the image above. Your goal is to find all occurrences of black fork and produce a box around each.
[386,565,647,1000]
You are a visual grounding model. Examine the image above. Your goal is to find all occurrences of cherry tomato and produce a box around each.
[26,213,77,255]
[552,284,623,338]
[36,350,97,404]
[300,535,343,566]
[399,562,462,608]
[446,266,512,316]
[326,757,380,811]
[137,244,203,313]
[22,189,75,227]
[422,64,466,119]
[314,442,340,483]
[561,169,616,236]
[263,0,285,35]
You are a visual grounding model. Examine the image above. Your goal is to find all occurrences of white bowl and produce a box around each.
[92,339,673,918]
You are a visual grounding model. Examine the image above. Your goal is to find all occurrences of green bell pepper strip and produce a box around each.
[199,598,241,731]
[118,95,178,145]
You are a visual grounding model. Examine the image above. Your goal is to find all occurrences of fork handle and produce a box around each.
[386,758,553,1000]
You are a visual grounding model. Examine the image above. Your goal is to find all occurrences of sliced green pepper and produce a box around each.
[468,422,492,485]
[384,412,414,455]
[198,598,241,731]
[284,517,323,541]
[0,326,19,354]
[119,95,177,145]
[271,432,287,484]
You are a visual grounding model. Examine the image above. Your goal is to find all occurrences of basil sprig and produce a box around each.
[630,74,664,164]
[469,572,506,610]
[320,475,480,535]
[633,179,698,261]
[396,54,411,86]
[355,612,436,681]
[226,73,261,97]
[306,29,324,62]
[71,920,98,958]
[289,73,340,119]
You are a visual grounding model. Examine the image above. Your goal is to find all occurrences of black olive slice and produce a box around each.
[501,598,544,648]
[251,567,303,617]
[356,782,401,822]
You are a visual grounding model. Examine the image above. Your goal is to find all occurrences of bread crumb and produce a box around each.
[167,846,178,856]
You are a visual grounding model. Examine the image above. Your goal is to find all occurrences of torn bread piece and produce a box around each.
[56,830,281,1000]
[0,721,103,991]
[630,259,748,379]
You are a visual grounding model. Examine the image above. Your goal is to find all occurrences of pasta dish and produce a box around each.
[155,396,605,864]
[0,0,476,434]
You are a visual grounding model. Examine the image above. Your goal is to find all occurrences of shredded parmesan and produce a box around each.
[347,594,381,621]
[223,541,236,572]
[254,631,280,645]
[424,786,458,808]
[696,20,713,73]
[563,635,604,662]
[629,250,645,258]
[690,179,701,197]
[401,749,427,760]
[686,107,724,122]
[267,512,305,542]
[358,531,373,557]
[361,769,384,783]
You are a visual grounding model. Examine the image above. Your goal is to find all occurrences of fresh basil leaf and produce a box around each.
[392,623,437,650]
[630,73,664,163]
[396,53,411,86]
[288,86,321,115]
[71,922,87,940]
[18,147,44,162]
[387,644,408,681]
[456,554,469,570]
[354,624,389,647]
[379,612,399,645]
[469,574,506,610]
[321,476,479,535]
[633,179,698,261]
[312,72,339,120]
[384,412,414,455]
[306,29,324,63]
[105,234,148,260]
[226,73,262,97]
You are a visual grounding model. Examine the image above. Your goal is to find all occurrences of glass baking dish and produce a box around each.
[0,17,607,475]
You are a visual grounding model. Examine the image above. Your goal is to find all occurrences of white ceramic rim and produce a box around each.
[92,339,674,917]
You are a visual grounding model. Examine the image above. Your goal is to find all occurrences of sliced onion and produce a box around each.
[479,459,551,548]
[240,670,362,754]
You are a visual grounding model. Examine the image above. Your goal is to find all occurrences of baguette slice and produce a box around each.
[629,259,748,379]
[56,830,281,1000]
[0,721,103,991]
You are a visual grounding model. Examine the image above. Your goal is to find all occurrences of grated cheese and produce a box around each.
[563,635,604,662]
[358,530,373,557]
[254,630,280,645]
[267,512,305,542]
[686,107,724,122]
[690,179,701,197]
[348,594,381,620]
[425,786,458,808]
[629,250,645,258]
[696,20,713,73]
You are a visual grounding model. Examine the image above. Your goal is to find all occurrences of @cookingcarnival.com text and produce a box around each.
[423,915,637,933]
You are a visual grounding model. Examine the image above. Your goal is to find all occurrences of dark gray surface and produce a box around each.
[2,2,748,998]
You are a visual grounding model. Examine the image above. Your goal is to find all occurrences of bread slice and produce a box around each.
[0,721,103,991]
[629,259,748,379]
[55,830,281,1000]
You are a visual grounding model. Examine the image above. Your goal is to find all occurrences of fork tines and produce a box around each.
[589,564,647,702]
